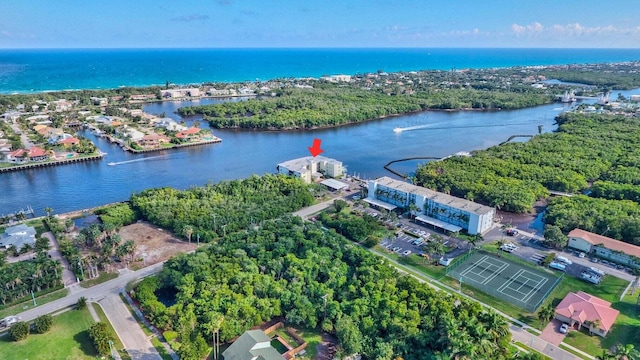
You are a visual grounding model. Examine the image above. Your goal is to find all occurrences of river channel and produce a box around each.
[2,89,637,217]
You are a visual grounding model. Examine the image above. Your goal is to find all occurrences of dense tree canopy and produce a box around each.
[415,113,640,214]
[134,216,511,359]
[130,174,314,242]
[178,85,551,130]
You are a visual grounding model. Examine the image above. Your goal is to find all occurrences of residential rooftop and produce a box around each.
[569,228,640,259]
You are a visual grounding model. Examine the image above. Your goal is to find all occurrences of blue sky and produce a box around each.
[2,0,640,48]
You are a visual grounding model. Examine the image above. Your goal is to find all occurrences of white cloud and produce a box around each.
[512,21,640,37]
[1,30,12,38]
[511,22,543,34]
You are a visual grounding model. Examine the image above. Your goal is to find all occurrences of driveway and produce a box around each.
[540,319,567,346]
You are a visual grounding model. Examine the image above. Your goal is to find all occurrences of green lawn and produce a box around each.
[290,327,323,360]
[0,287,68,319]
[0,308,97,360]
[80,272,118,288]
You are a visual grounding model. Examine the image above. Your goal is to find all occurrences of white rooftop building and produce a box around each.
[277,156,344,184]
[368,177,495,235]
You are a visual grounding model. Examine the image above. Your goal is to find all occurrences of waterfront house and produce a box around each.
[555,291,619,337]
[0,224,37,251]
[568,228,640,268]
[138,134,170,147]
[208,88,232,96]
[176,127,201,141]
[116,126,145,142]
[6,146,50,163]
[58,136,80,148]
[367,176,495,235]
[221,330,284,360]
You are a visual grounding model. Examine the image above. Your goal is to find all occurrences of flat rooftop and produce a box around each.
[373,176,494,215]
[277,156,340,173]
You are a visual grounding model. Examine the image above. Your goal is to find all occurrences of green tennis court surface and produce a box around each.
[448,251,561,312]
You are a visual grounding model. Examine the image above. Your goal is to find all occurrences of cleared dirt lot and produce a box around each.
[119,221,198,266]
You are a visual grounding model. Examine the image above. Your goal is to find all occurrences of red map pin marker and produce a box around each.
[308,138,324,157]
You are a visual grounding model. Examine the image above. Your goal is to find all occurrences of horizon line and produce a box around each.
[2,46,640,51]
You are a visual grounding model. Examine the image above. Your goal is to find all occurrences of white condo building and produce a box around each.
[368,177,495,235]
[277,156,344,184]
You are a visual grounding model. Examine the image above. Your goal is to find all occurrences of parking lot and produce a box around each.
[483,227,634,282]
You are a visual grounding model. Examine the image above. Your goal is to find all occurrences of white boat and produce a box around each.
[107,162,116,166]
[393,127,403,133]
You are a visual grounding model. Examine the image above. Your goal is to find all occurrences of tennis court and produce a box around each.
[448,252,561,312]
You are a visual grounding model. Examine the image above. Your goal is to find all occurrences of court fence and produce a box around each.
[443,248,477,277]
[447,250,564,312]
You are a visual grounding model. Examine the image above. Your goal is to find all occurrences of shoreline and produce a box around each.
[202,102,555,132]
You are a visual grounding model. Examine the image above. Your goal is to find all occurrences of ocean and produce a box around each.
[1,48,640,94]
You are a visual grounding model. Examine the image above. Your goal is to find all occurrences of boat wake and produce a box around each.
[394,121,542,133]
[107,155,167,166]
[393,124,433,133]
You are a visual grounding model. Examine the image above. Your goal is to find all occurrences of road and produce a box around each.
[98,292,161,360]
[14,262,164,360]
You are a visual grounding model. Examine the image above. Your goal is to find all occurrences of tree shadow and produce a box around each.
[73,330,98,356]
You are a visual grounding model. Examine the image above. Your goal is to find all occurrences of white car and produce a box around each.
[578,252,586,258]
[556,256,573,265]
[402,250,412,256]
[559,323,569,334]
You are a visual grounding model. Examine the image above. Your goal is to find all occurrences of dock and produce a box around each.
[0,153,105,173]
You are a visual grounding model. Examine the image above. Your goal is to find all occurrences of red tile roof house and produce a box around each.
[568,228,640,268]
[58,137,80,148]
[176,127,201,141]
[6,147,50,163]
[555,291,620,337]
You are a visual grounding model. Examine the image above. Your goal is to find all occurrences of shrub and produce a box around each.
[88,322,111,355]
[9,321,29,341]
[33,314,53,334]
[77,296,87,310]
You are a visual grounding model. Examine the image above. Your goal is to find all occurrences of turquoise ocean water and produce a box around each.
[1,48,640,94]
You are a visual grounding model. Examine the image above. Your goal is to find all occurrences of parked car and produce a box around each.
[506,228,518,236]
[559,323,569,334]
[549,262,566,271]
[578,252,586,258]
[402,250,412,256]
[556,256,573,265]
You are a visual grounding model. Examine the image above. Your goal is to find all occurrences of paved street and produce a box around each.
[99,293,161,360]
[15,262,164,324]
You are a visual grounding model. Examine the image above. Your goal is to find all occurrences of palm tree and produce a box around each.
[496,239,505,257]
[183,225,193,243]
[204,312,224,360]
[44,207,53,218]
[588,318,602,336]
[613,343,640,360]
[537,304,555,327]
[426,235,446,263]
